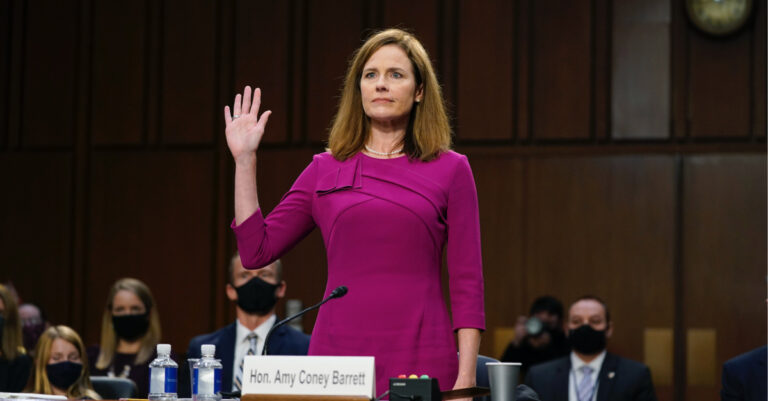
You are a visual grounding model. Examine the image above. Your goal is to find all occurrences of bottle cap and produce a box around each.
[157,344,171,355]
[201,344,216,356]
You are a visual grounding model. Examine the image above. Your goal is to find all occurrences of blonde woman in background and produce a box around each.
[0,283,32,392]
[30,325,100,399]
[87,278,162,397]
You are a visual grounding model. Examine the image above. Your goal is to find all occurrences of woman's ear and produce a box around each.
[415,84,424,102]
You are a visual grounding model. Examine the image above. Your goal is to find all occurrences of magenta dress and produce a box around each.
[232,151,485,394]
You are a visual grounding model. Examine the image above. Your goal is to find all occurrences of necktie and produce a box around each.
[577,365,594,401]
[234,333,258,391]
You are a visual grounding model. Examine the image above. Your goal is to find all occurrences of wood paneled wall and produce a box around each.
[2,1,765,400]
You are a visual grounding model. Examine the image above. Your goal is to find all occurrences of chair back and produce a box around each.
[475,354,500,401]
[90,376,139,399]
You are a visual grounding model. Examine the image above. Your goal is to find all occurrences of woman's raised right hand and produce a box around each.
[224,86,272,164]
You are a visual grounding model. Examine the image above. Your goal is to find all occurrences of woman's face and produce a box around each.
[111,290,146,316]
[360,44,423,125]
[48,338,80,364]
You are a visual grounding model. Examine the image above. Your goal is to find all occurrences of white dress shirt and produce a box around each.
[568,351,606,401]
[232,315,276,391]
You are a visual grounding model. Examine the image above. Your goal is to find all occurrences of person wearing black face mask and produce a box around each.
[525,296,657,401]
[181,254,310,397]
[88,278,167,398]
[31,325,100,399]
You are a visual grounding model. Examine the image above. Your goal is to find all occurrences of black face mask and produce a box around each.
[235,277,280,315]
[112,313,150,341]
[568,324,607,355]
[46,361,82,390]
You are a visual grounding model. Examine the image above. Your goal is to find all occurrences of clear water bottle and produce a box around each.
[148,344,178,401]
[193,344,222,401]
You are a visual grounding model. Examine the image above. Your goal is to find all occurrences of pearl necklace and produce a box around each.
[364,145,403,156]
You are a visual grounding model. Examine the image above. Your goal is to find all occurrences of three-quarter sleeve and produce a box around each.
[446,154,486,331]
[231,157,318,269]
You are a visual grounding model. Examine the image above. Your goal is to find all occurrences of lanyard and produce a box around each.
[571,368,599,401]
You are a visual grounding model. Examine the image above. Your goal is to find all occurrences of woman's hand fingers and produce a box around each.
[223,86,270,160]
[256,110,271,133]
[241,86,252,117]
[233,93,242,117]
[250,88,262,116]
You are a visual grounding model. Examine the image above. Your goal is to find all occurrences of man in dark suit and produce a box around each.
[181,253,310,396]
[720,345,767,401]
[525,296,656,401]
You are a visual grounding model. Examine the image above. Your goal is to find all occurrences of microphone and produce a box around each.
[262,285,348,355]
[329,285,348,298]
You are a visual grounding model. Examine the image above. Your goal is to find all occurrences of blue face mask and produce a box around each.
[46,361,83,390]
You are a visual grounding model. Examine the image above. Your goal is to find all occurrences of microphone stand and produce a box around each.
[262,285,348,355]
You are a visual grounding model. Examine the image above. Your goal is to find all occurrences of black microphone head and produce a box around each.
[514,384,541,401]
[331,286,348,298]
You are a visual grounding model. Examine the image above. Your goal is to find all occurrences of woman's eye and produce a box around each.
[364,72,375,78]
[392,72,402,78]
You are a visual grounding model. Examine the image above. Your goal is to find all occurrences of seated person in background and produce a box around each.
[88,278,163,397]
[182,254,310,396]
[29,325,101,399]
[525,295,656,401]
[19,302,50,357]
[720,344,767,401]
[0,283,32,392]
[500,295,570,379]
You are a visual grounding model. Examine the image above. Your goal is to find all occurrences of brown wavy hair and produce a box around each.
[96,278,162,369]
[32,325,101,399]
[0,283,25,360]
[328,28,452,161]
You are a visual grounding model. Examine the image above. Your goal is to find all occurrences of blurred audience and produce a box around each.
[0,283,32,392]
[500,295,570,378]
[525,295,656,401]
[720,344,766,401]
[87,278,162,397]
[19,302,50,358]
[30,325,100,399]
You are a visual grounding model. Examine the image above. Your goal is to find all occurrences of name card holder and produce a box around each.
[243,395,370,401]
[242,356,375,400]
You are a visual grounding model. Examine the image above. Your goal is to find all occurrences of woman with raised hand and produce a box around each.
[226,28,485,395]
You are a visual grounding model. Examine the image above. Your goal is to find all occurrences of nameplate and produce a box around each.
[242,355,376,398]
